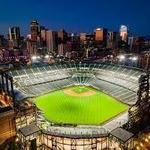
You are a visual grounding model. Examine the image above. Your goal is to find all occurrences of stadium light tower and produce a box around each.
[32,56,37,61]
[45,55,49,59]
[132,56,138,61]
[31,55,41,63]
[118,55,125,61]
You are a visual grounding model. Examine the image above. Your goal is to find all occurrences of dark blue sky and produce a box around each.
[0,0,150,36]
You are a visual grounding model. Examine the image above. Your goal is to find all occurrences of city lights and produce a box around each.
[31,55,40,61]
[118,55,125,61]
[31,56,37,60]
[37,56,40,59]
[132,56,138,61]
[45,55,49,59]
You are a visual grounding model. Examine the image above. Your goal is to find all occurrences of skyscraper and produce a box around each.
[46,30,58,53]
[41,29,47,41]
[58,29,68,55]
[40,29,47,48]
[120,25,128,42]
[8,27,21,48]
[95,28,107,41]
[9,27,20,40]
[30,20,40,41]
[27,20,41,58]
[95,28,107,47]
[58,29,68,43]
[107,31,119,49]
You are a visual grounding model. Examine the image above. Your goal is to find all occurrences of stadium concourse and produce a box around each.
[10,63,144,149]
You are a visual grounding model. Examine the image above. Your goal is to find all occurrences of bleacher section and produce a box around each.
[10,63,143,105]
[21,78,74,97]
[89,78,137,105]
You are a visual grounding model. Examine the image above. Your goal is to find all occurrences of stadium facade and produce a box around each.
[1,63,150,149]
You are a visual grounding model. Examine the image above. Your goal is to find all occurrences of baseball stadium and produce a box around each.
[1,62,150,150]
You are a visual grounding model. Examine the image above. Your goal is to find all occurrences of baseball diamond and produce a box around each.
[35,85,128,125]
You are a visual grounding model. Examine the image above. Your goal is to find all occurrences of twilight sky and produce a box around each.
[0,0,150,36]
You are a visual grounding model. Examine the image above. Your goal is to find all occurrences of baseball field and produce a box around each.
[35,86,128,125]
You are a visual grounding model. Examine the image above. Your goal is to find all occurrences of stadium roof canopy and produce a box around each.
[19,123,40,137]
[110,127,134,143]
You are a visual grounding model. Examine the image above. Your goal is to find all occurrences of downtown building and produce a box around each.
[107,31,120,49]
[27,21,60,58]
[80,33,87,43]
[0,35,8,50]
[57,29,68,56]
[95,28,107,47]
[45,30,58,54]
[41,29,58,54]
[120,25,128,42]
[8,27,21,49]
[0,27,27,63]
[27,20,41,58]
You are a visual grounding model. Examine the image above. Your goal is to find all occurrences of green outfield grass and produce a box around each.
[35,86,128,125]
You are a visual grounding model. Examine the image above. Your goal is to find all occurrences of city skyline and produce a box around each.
[0,0,150,36]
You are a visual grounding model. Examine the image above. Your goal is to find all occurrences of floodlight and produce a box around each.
[45,55,49,59]
[118,55,125,61]
[132,56,138,61]
[32,56,37,60]
[37,56,40,59]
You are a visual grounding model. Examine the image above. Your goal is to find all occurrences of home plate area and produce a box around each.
[63,86,96,97]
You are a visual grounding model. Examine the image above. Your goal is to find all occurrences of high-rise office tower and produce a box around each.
[9,27,20,40]
[95,28,107,47]
[128,37,134,51]
[40,29,47,48]
[8,27,21,48]
[120,25,128,42]
[107,31,119,49]
[30,20,40,41]
[58,29,68,43]
[95,28,107,41]
[58,29,68,55]
[41,29,47,41]
[46,30,58,53]
[27,20,41,58]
